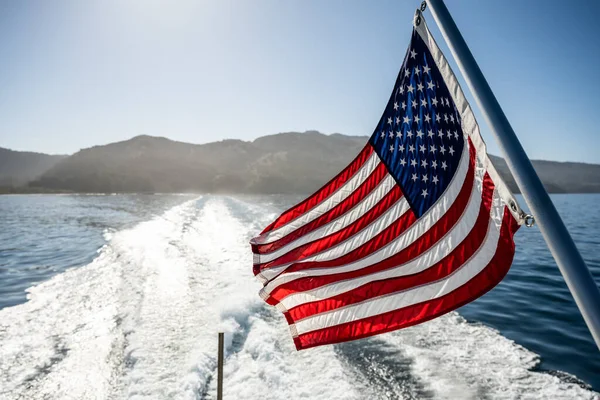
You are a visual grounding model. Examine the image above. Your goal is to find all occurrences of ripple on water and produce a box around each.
[0,193,598,399]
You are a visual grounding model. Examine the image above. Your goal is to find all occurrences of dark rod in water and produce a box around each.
[425,0,600,350]
[218,332,224,400]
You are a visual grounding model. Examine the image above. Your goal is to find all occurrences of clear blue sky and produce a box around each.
[0,0,598,162]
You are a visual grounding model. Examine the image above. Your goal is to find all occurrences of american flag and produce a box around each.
[250,17,524,350]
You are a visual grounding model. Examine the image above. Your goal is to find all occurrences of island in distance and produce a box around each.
[2,131,600,194]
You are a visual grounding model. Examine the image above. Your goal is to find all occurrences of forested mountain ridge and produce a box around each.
[0,147,66,187]
[2,132,599,194]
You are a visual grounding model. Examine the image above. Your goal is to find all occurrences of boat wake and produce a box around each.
[0,196,597,399]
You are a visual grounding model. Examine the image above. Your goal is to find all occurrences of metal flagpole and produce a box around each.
[217,332,224,400]
[423,0,600,350]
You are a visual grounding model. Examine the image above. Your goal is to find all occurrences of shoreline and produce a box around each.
[3,188,600,196]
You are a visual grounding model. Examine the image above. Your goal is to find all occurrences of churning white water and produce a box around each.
[0,196,597,399]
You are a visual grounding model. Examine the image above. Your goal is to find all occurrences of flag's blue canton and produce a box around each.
[369,30,465,218]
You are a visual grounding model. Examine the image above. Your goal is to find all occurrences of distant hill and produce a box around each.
[0,147,66,187]
[28,132,367,193]
[489,155,600,194]
[4,131,600,194]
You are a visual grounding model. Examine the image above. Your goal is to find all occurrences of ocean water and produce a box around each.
[0,193,598,400]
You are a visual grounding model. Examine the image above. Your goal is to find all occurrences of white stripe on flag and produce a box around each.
[254,152,381,244]
[257,174,397,263]
[261,195,410,269]
[278,171,484,310]
[292,197,505,336]
[259,196,409,279]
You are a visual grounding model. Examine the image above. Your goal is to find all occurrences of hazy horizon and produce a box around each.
[4,130,600,167]
[1,130,363,156]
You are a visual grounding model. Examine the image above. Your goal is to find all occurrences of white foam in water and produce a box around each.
[0,196,597,400]
[380,314,597,400]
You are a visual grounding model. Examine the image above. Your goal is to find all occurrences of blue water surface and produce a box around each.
[0,193,598,392]
[460,194,600,390]
[0,194,195,309]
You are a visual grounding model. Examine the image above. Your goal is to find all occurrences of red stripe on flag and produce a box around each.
[254,185,404,271]
[293,207,519,350]
[285,173,495,322]
[260,144,374,234]
[263,142,476,302]
[253,162,389,254]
